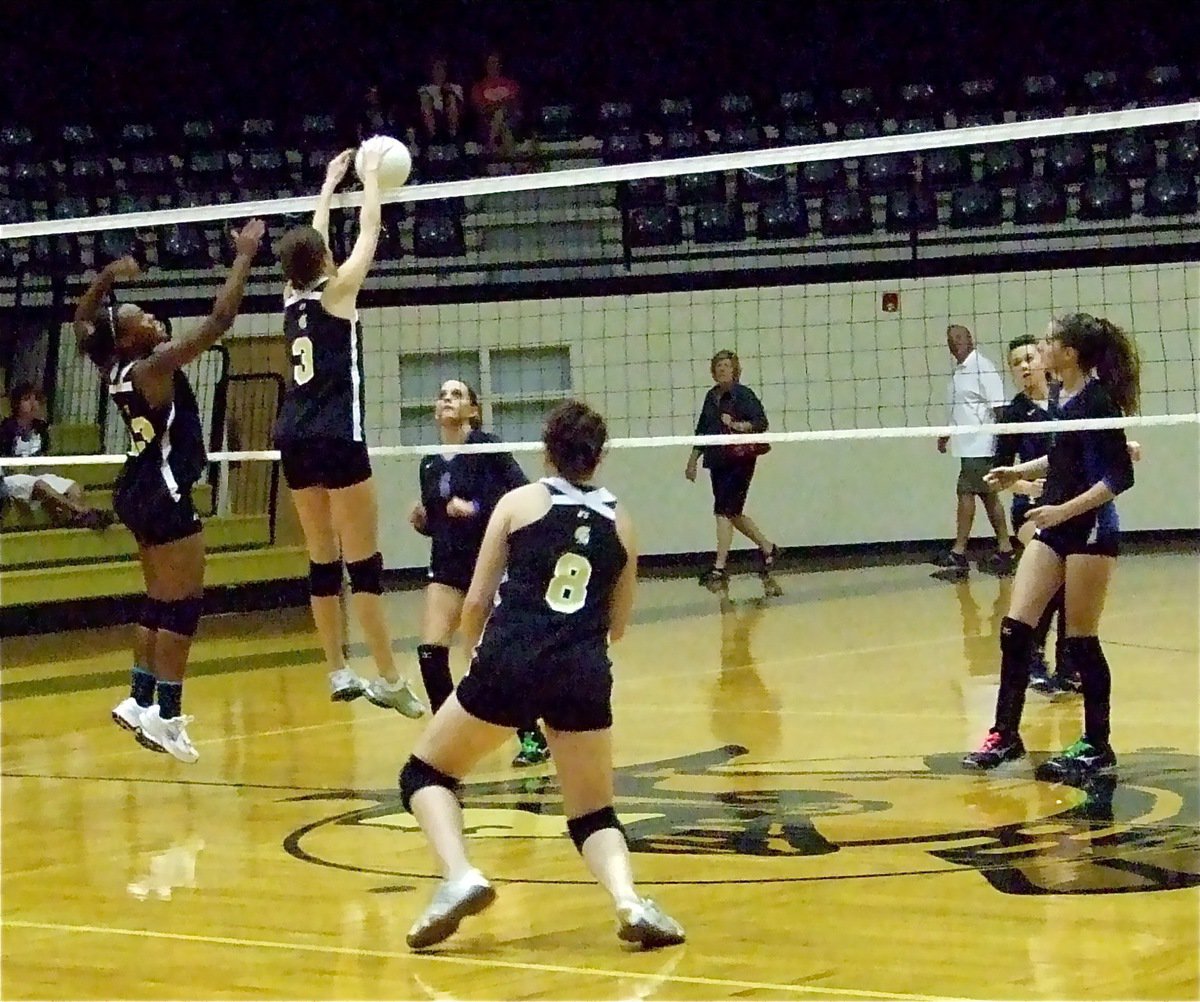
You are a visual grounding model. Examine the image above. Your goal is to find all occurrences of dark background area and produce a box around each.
[2,0,1191,131]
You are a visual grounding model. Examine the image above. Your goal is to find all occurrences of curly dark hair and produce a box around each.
[1007,333,1037,355]
[1052,312,1141,414]
[78,302,119,368]
[279,226,329,290]
[543,400,607,482]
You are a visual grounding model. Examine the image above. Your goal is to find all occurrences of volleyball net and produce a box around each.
[1,102,1197,559]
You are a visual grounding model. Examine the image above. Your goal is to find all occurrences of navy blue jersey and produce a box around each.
[419,429,527,564]
[109,362,206,498]
[479,478,627,664]
[995,391,1053,467]
[275,280,365,443]
[1041,379,1133,534]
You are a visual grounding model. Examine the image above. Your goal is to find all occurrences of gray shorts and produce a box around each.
[957,457,996,496]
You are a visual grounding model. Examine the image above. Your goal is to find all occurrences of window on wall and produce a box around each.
[397,345,572,445]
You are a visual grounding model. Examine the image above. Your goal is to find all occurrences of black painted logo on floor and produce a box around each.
[282,745,1200,896]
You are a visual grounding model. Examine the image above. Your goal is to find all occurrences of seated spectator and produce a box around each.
[418,57,464,143]
[0,382,114,530]
[357,82,396,141]
[470,50,522,158]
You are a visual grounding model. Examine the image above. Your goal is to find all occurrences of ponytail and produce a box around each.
[1053,312,1141,415]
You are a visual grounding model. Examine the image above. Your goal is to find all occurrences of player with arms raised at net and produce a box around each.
[74,221,264,762]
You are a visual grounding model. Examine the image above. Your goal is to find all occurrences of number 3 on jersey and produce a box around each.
[545,552,593,614]
[291,335,315,386]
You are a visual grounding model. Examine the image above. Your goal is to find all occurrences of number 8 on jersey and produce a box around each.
[545,552,593,614]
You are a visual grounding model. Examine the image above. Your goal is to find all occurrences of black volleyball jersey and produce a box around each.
[995,391,1054,466]
[275,279,365,443]
[481,477,628,662]
[1040,379,1133,528]
[419,429,528,561]
[109,362,206,498]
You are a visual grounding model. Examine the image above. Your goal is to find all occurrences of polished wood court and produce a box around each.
[2,549,1198,1000]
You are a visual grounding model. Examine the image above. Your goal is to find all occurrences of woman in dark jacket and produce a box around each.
[684,350,778,589]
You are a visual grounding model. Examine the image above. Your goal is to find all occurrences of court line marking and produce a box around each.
[0,918,957,1001]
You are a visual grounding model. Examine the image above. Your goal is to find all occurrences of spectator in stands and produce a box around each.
[357,82,395,141]
[471,50,522,158]
[0,382,113,529]
[931,324,1014,579]
[418,57,464,143]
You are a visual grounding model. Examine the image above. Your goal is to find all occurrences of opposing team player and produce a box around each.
[964,313,1140,782]
[409,379,550,765]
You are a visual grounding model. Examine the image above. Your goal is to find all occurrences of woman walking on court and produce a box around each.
[274,146,424,716]
[409,378,549,766]
[963,313,1140,782]
[74,223,264,762]
[399,400,685,951]
[685,350,778,589]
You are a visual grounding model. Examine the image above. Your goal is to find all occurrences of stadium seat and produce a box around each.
[1014,179,1067,224]
[1043,136,1094,184]
[1106,131,1155,178]
[949,183,1002,227]
[414,215,466,257]
[756,199,808,239]
[625,205,682,247]
[885,188,937,233]
[1078,175,1132,220]
[693,203,745,243]
[1142,171,1197,217]
[676,172,724,206]
[821,189,873,236]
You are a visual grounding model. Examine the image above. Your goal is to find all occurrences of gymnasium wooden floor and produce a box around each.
[2,549,1198,1000]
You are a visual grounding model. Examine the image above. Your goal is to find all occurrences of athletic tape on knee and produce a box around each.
[567,806,624,853]
[347,552,383,595]
[138,597,164,632]
[309,559,343,598]
[156,596,203,638]
[399,755,461,813]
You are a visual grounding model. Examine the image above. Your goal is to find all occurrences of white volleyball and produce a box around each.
[354,135,412,188]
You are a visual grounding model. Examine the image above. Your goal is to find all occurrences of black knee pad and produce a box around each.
[309,559,343,598]
[138,597,165,632]
[1000,616,1035,661]
[156,596,203,638]
[567,806,624,853]
[399,755,461,813]
[347,552,383,595]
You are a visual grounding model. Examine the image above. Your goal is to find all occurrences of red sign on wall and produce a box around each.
[882,292,900,313]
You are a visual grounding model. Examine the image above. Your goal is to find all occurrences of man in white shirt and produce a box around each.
[932,324,1014,578]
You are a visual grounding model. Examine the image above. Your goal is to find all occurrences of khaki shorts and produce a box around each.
[956,457,996,497]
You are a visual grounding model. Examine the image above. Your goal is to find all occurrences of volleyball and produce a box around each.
[355,135,412,188]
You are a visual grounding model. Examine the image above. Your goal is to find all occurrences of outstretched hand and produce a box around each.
[359,140,384,173]
[983,465,1021,490]
[107,255,142,281]
[324,149,354,186]
[232,219,265,258]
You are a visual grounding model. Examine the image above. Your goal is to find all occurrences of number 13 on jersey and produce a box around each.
[544,552,593,614]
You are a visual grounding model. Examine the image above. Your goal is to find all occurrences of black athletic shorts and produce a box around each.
[427,542,475,593]
[709,460,756,517]
[1035,515,1119,559]
[113,475,202,548]
[279,439,372,491]
[456,643,614,732]
[1011,495,1032,534]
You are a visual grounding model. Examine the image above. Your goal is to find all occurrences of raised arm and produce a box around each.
[312,149,354,246]
[72,255,142,341]
[142,221,264,376]
[325,145,382,304]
